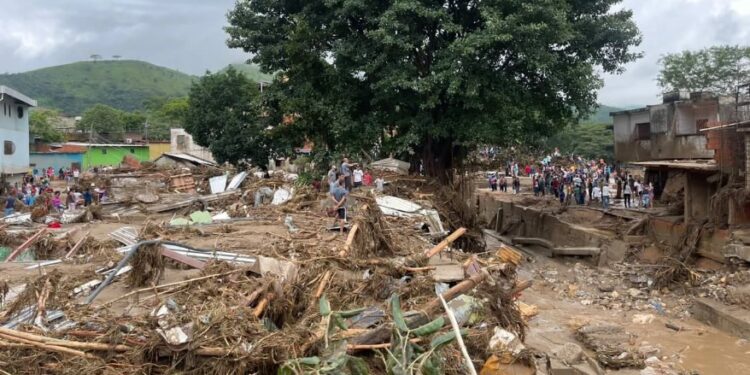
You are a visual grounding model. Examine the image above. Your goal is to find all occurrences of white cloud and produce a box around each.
[599,0,750,107]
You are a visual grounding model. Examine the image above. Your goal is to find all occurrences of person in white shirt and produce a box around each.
[374,176,385,192]
[634,180,642,208]
[353,167,364,188]
[592,185,601,203]
[602,184,611,209]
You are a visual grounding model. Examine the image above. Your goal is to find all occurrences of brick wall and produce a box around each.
[706,127,745,172]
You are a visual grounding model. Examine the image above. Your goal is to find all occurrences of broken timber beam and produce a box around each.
[4,227,47,262]
[64,232,90,259]
[424,227,467,258]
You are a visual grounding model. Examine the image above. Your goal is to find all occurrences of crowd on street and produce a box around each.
[488,153,656,210]
[3,169,109,217]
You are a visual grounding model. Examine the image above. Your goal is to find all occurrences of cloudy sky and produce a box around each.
[1,0,749,107]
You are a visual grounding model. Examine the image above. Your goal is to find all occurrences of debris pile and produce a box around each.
[0,169,533,374]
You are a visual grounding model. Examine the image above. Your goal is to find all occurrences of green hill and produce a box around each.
[0,60,195,115]
[221,63,274,82]
[582,104,623,124]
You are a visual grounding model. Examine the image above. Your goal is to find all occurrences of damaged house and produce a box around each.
[611,88,750,262]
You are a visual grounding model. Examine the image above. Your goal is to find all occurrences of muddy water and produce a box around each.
[629,323,750,374]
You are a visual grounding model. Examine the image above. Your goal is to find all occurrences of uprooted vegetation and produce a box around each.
[0,170,531,374]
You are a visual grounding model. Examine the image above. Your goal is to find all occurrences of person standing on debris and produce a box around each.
[52,191,63,213]
[499,174,507,192]
[327,165,337,192]
[4,192,16,217]
[592,184,601,205]
[83,188,93,207]
[512,176,521,194]
[341,158,354,191]
[634,179,642,208]
[374,174,385,192]
[602,184,611,209]
[330,176,348,233]
[363,169,373,186]
[73,168,80,185]
[353,166,364,189]
[623,181,632,208]
[67,189,77,211]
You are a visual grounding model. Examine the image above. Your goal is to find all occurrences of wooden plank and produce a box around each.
[64,232,90,259]
[161,249,207,270]
[5,228,47,263]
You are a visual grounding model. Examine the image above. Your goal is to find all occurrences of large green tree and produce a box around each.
[226,0,641,178]
[184,68,269,166]
[657,45,750,95]
[77,104,125,140]
[29,108,65,143]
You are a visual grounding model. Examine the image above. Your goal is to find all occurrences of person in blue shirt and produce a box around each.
[330,176,348,233]
[83,188,93,207]
[5,194,17,217]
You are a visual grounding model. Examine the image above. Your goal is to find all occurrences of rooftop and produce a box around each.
[0,86,37,107]
[630,160,718,171]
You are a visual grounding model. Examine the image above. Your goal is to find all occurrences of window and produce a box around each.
[16,106,23,119]
[176,134,186,146]
[4,141,15,155]
[101,149,108,155]
[635,122,651,141]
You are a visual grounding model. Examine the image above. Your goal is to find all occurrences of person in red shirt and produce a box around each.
[363,169,373,186]
[524,165,532,176]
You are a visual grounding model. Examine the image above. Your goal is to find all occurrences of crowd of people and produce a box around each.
[489,155,656,210]
[3,170,109,218]
[326,157,386,232]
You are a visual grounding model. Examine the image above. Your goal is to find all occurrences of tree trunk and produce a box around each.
[422,134,454,182]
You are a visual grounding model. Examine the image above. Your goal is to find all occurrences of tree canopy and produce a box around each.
[184,68,268,166]
[225,0,641,177]
[78,104,126,140]
[657,45,750,95]
[30,109,65,143]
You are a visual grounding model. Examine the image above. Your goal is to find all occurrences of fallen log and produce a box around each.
[0,333,96,359]
[424,227,467,258]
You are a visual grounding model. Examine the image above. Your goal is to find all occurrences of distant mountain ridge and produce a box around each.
[0,60,195,115]
[584,104,623,124]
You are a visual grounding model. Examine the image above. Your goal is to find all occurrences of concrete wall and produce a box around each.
[0,97,30,175]
[30,153,84,172]
[685,172,711,222]
[148,142,171,161]
[613,110,651,162]
[170,128,215,162]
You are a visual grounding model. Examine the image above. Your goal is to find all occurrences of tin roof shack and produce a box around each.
[29,144,86,172]
[0,86,36,183]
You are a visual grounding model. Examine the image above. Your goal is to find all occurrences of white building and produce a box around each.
[170,128,215,163]
[0,86,36,182]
